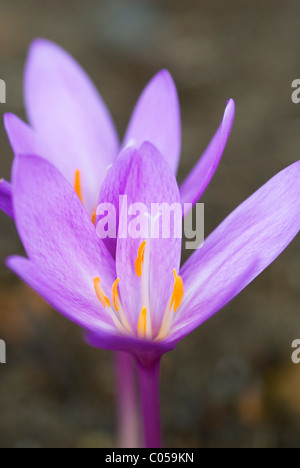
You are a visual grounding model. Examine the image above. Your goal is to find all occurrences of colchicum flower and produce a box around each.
[0,39,299,448]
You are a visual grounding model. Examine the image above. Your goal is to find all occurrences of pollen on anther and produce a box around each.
[91,210,97,225]
[112,278,120,311]
[74,169,84,203]
[135,241,146,278]
[170,269,184,312]
[94,277,111,308]
[138,306,147,338]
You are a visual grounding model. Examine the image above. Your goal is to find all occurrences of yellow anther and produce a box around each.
[135,241,146,277]
[170,270,184,312]
[91,210,97,225]
[94,277,111,308]
[74,169,84,203]
[138,306,147,338]
[112,278,120,311]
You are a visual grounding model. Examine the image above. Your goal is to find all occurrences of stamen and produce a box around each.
[138,306,147,338]
[94,277,132,334]
[112,278,133,333]
[170,270,184,312]
[155,270,184,342]
[74,169,84,203]
[112,278,120,311]
[94,277,111,308]
[135,241,146,277]
[91,210,97,225]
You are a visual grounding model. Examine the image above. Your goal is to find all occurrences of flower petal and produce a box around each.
[0,179,14,218]
[12,154,116,301]
[4,112,48,158]
[24,38,119,213]
[7,256,115,330]
[116,142,182,335]
[86,330,174,360]
[123,70,181,173]
[7,255,175,358]
[180,99,235,215]
[169,161,300,343]
[97,146,136,258]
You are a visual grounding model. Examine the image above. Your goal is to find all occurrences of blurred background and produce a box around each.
[0,0,299,448]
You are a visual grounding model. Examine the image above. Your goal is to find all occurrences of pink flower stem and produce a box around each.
[136,358,162,448]
[115,352,140,448]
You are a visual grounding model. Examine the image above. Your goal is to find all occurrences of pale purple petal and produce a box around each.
[24,38,119,213]
[12,154,116,299]
[86,330,174,358]
[0,179,13,218]
[7,256,115,330]
[8,255,175,357]
[167,161,300,343]
[116,142,182,335]
[180,99,235,215]
[123,70,181,173]
[97,146,136,257]
[4,112,48,158]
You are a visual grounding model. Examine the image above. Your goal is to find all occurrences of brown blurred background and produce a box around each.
[0,0,299,448]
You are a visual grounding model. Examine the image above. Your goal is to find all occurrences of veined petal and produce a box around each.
[86,330,175,359]
[7,256,115,330]
[12,154,116,300]
[5,112,48,158]
[97,146,136,258]
[24,38,119,213]
[116,142,182,335]
[7,255,175,358]
[123,70,181,173]
[0,179,13,218]
[180,99,235,215]
[169,161,300,343]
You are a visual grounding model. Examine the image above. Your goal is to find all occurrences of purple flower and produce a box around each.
[0,39,299,365]
[6,147,299,361]
[1,39,299,448]
[1,39,233,221]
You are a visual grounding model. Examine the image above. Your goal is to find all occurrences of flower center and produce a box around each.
[93,241,184,341]
[94,277,132,334]
[74,171,184,340]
